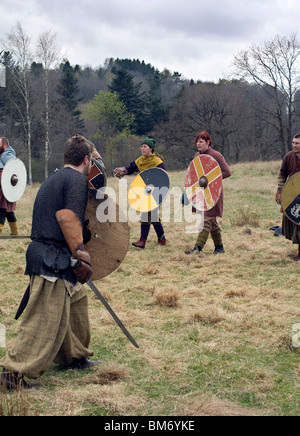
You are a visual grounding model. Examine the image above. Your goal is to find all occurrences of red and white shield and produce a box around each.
[185,154,222,211]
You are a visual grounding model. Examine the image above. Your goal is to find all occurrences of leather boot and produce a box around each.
[295,245,300,262]
[185,244,202,254]
[157,237,166,246]
[9,221,18,235]
[63,358,101,370]
[0,369,36,391]
[213,244,225,254]
[132,238,147,249]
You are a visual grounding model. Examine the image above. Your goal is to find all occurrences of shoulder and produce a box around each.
[47,167,87,187]
[1,146,16,160]
[207,147,224,160]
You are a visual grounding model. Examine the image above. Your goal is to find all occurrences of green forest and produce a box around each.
[1,25,300,182]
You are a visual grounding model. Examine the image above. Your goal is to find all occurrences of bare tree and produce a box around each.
[36,30,62,179]
[2,22,34,184]
[233,33,300,157]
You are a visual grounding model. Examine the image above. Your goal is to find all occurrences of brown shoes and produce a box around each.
[132,238,147,249]
[132,238,167,248]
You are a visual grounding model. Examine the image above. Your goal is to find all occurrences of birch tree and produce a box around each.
[36,30,61,179]
[2,22,34,184]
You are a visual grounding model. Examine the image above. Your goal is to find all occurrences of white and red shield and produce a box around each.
[185,154,222,211]
[1,158,27,203]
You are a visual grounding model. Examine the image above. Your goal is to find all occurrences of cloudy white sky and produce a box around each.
[1,0,300,82]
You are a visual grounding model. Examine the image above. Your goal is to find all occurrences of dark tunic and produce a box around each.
[25,167,88,285]
[278,151,300,244]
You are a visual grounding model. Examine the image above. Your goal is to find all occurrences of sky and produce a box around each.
[1,0,300,82]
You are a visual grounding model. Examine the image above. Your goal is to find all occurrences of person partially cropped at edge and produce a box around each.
[0,135,100,391]
[184,131,231,255]
[0,137,19,235]
[276,133,300,261]
[114,136,167,249]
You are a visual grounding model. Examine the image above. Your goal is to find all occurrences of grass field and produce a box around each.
[0,160,299,416]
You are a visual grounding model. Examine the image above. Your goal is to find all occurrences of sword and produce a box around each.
[119,176,141,201]
[86,279,139,349]
[0,235,31,239]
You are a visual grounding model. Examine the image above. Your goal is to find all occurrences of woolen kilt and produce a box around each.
[0,276,93,379]
[282,215,300,244]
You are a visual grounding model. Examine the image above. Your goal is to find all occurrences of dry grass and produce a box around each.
[1,160,300,416]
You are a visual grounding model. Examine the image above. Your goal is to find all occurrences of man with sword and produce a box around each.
[0,134,100,391]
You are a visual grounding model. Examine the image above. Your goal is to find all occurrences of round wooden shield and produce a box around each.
[85,190,129,280]
[128,168,170,213]
[281,172,300,225]
[185,154,222,211]
[1,158,27,202]
[87,157,107,190]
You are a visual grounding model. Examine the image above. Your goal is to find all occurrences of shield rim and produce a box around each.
[1,158,27,203]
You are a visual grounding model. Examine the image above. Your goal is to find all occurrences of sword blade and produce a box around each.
[120,176,141,200]
[0,235,31,239]
[86,280,139,349]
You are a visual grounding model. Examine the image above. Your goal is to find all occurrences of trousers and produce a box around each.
[0,276,92,379]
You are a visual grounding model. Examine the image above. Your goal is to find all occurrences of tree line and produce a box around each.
[1,23,300,182]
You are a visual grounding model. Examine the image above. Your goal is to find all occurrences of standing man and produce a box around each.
[0,137,18,235]
[0,134,99,391]
[276,133,300,261]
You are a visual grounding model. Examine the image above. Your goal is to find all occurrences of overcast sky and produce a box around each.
[1,0,300,82]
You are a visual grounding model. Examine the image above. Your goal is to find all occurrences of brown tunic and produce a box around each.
[278,151,300,244]
[0,170,16,212]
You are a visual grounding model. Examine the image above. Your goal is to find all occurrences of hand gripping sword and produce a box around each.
[86,279,139,349]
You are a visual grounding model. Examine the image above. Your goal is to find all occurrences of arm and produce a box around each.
[114,161,139,177]
[276,155,288,204]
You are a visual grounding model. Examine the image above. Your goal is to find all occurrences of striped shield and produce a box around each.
[185,154,222,211]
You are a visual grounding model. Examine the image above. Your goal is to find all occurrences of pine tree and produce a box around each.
[56,61,84,131]
[109,69,145,135]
